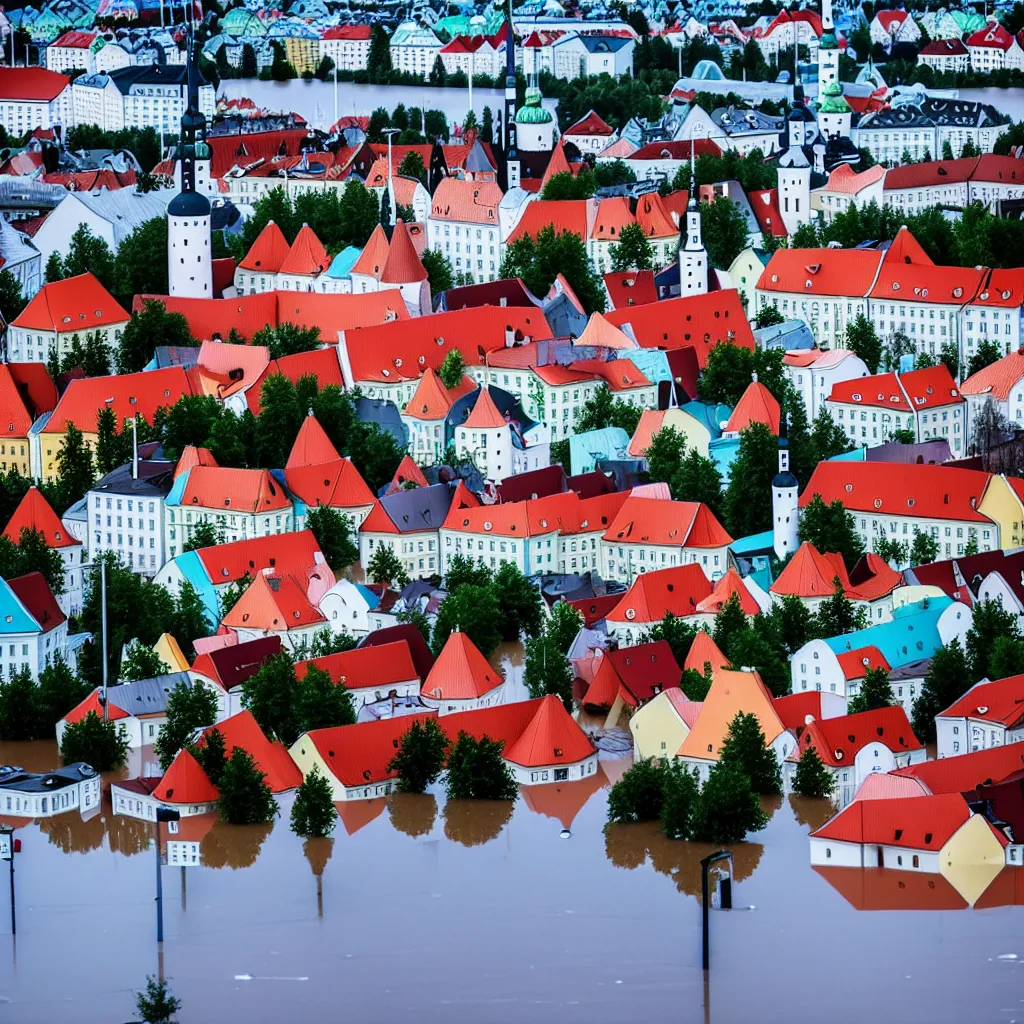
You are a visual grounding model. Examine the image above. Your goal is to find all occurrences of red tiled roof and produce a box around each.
[153,747,219,804]
[45,366,194,435]
[286,458,375,510]
[835,645,891,680]
[0,67,69,101]
[180,466,290,513]
[603,495,732,549]
[756,247,884,298]
[774,690,830,735]
[430,176,503,225]
[279,224,329,277]
[798,461,993,522]
[960,347,1024,401]
[723,380,780,434]
[823,162,886,195]
[606,640,682,706]
[403,367,460,420]
[870,252,984,306]
[894,741,1024,794]
[884,156,979,191]
[296,639,418,690]
[503,694,596,767]
[684,629,728,674]
[386,454,429,494]
[919,38,968,55]
[967,21,1015,49]
[604,291,754,368]
[194,529,322,585]
[746,188,787,238]
[199,709,302,792]
[51,29,97,47]
[174,445,217,479]
[421,631,503,701]
[246,348,344,415]
[770,542,850,598]
[221,571,325,633]
[7,571,65,631]
[604,270,658,310]
[63,688,130,725]
[607,563,713,623]
[286,415,341,469]
[322,24,371,39]
[5,363,57,421]
[238,220,290,273]
[190,635,282,690]
[463,387,507,428]
[382,220,427,283]
[508,198,594,245]
[3,486,79,548]
[12,273,128,333]
[810,793,973,849]
[695,567,759,615]
[938,675,1024,727]
[797,705,923,769]
[564,109,615,137]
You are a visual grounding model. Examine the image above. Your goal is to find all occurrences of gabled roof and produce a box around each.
[606,640,681,706]
[199,709,302,792]
[683,629,728,674]
[63,688,131,725]
[0,68,70,102]
[403,367,459,421]
[603,495,733,548]
[381,220,427,284]
[756,247,884,298]
[177,466,291,513]
[507,199,595,246]
[421,631,503,701]
[894,741,1024,794]
[503,694,597,767]
[604,270,658,310]
[564,109,615,137]
[284,458,375,511]
[295,640,419,690]
[938,675,1024,727]
[810,793,975,850]
[919,38,969,56]
[238,220,290,273]
[796,706,923,768]
[7,572,64,632]
[966,21,1016,49]
[430,176,503,225]
[463,387,507,429]
[835,645,891,680]
[574,311,635,350]
[770,542,849,598]
[279,224,329,277]
[3,486,80,548]
[960,348,1024,401]
[607,563,713,623]
[0,364,53,438]
[192,529,321,586]
[12,272,128,332]
[221,572,325,633]
[677,667,787,760]
[723,380,780,434]
[385,454,429,494]
[285,415,341,470]
[695,567,759,615]
[153,748,219,805]
[190,635,282,690]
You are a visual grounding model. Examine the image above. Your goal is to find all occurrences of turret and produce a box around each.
[679,155,707,296]
[772,410,799,560]
[504,2,519,188]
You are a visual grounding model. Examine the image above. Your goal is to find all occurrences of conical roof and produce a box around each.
[404,367,454,420]
[279,223,329,277]
[3,486,79,548]
[683,629,727,675]
[723,381,780,434]
[504,694,596,767]
[574,312,635,350]
[695,567,759,615]
[154,748,219,804]
[463,387,507,429]
[286,414,341,470]
[381,219,427,284]
[422,631,503,700]
[239,220,290,273]
[351,223,391,280]
[386,454,429,494]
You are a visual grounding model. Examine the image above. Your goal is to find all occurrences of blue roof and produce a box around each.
[829,447,866,462]
[326,246,361,280]
[622,349,672,387]
[748,564,774,590]
[173,549,220,629]
[708,435,740,481]
[0,578,41,635]
[570,427,629,475]
[681,400,731,441]
[730,529,774,557]
[354,582,380,610]
[821,597,956,669]
[164,467,189,507]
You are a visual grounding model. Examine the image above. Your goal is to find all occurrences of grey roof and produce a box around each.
[0,215,40,270]
[712,106,784,135]
[859,97,1009,131]
[0,763,98,792]
[0,177,66,210]
[354,397,408,448]
[90,460,175,498]
[578,35,632,53]
[379,483,453,533]
[108,63,189,95]
[755,319,815,350]
[64,186,172,248]
[106,672,194,718]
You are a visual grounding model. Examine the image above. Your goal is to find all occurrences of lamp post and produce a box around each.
[383,127,400,227]
[0,825,18,935]
[155,807,180,943]
[699,849,734,971]
[81,560,109,721]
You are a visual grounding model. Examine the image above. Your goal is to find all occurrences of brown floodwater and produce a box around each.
[0,737,1023,1024]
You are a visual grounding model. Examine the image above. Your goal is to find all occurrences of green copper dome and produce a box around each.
[819,29,838,49]
[819,80,851,114]
[516,87,553,125]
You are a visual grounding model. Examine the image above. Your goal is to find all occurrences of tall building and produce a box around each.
[167,21,213,299]
[679,162,707,297]
[817,0,853,144]
[504,2,520,188]
[777,58,824,236]
[772,416,799,559]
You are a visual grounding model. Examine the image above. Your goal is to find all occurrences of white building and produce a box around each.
[427,175,503,284]
[0,763,100,820]
[70,72,125,131]
[0,67,72,135]
[935,677,1024,759]
[46,29,105,74]
[389,22,442,79]
[917,38,970,74]
[109,62,214,135]
[87,464,172,577]
[783,349,870,422]
[0,572,76,682]
[319,25,371,72]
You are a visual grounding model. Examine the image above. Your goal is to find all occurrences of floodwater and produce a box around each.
[1,732,1022,1023]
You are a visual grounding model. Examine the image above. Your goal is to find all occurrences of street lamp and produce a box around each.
[80,560,109,721]
[700,849,734,970]
[155,806,180,943]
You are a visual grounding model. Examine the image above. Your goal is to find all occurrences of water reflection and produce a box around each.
[107,813,152,857]
[604,821,764,898]
[814,866,970,911]
[388,793,438,837]
[520,766,608,830]
[336,798,387,835]
[303,836,334,877]
[788,794,836,832]
[443,799,514,847]
[37,808,105,854]
[200,821,273,869]
[490,641,527,703]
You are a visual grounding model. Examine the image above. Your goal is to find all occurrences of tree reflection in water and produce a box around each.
[303,836,334,878]
[388,793,438,838]
[38,810,105,854]
[107,814,152,857]
[788,794,835,832]
[443,799,514,847]
[200,821,274,869]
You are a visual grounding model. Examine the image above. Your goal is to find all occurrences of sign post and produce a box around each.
[0,825,19,935]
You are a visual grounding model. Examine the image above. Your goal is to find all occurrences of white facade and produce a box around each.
[86,488,167,576]
[319,31,371,72]
[6,318,125,367]
[70,73,124,131]
[936,712,1024,759]
[390,22,442,79]
[0,770,100,820]
[360,529,439,581]
[809,836,942,871]
[784,352,870,421]
[111,786,217,822]
[167,209,213,299]
[600,538,730,585]
[122,79,214,135]
[165,500,297,560]
[0,85,72,135]
[426,215,501,284]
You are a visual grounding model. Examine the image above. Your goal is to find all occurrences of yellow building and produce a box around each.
[628,689,701,761]
[0,363,57,477]
[628,406,714,460]
[978,473,1024,551]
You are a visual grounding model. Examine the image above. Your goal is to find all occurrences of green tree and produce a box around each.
[397,149,427,184]
[155,680,218,770]
[295,664,356,736]
[182,520,221,552]
[113,217,169,297]
[388,717,451,793]
[367,545,408,588]
[523,632,573,709]
[217,747,277,824]
[118,300,193,374]
[241,43,258,77]
[120,640,169,682]
[45,250,65,284]
[724,423,778,538]
[0,528,66,596]
[967,338,1002,379]
[574,384,643,436]
[429,54,446,87]
[660,760,701,840]
[753,303,784,329]
[0,668,38,740]
[367,24,392,82]
[493,562,543,640]
[967,599,1020,683]
[606,758,667,824]
[55,423,95,508]
[649,612,698,670]
[912,637,970,742]
[195,727,228,786]
[689,760,769,843]
[713,592,748,657]
[540,169,597,201]
[718,710,782,794]
[609,221,655,272]
[499,225,606,314]
[681,664,714,701]
[808,409,851,465]
[439,348,466,390]
[814,579,864,638]
[36,658,88,732]
[699,344,786,407]
[847,666,894,715]
[306,506,358,572]
[59,710,129,770]
[269,41,297,80]
[431,584,502,656]
[547,601,584,653]
[241,651,298,744]
[62,224,115,290]
[444,554,492,591]
[134,976,181,1024]
[290,765,337,838]
[845,313,882,374]
[444,731,518,800]
[0,269,25,325]
[798,495,865,571]
[909,530,939,567]
[701,197,751,270]
[421,248,455,293]
[793,745,836,798]
[251,321,321,360]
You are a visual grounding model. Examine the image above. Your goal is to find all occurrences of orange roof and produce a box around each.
[540,140,574,187]
[386,454,429,493]
[870,254,984,306]
[238,220,290,273]
[823,162,885,194]
[938,674,1024,727]
[678,667,787,760]
[285,458,375,510]
[196,340,270,399]
[351,223,391,279]
[193,529,321,584]
[835,646,891,680]
[695,567,759,615]
[12,272,128,333]
[403,367,458,420]
[430,176,503,225]
[974,266,1024,309]
[507,199,595,245]
[5,363,57,420]
[62,688,130,725]
[627,409,667,458]
[683,629,728,674]
[603,495,732,549]
[894,741,1024,794]
[295,639,419,690]
[770,542,849,598]
[463,387,507,429]
[3,486,80,548]
[180,466,291,513]
[634,192,678,239]
[604,291,754,368]
[359,500,398,534]
[590,196,634,242]
[381,220,427,284]
[221,571,326,632]
[503,694,596,767]
[153,747,219,805]
[810,793,974,849]
[573,312,635,350]
[796,705,923,768]
[199,709,302,792]
[606,564,713,623]
[279,224,329,277]
[564,109,615,136]
[960,348,1024,401]
[286,415,341,469]
[45,367,194,435]
[0,364,49,437]
[421,631,503,701]
[723,380,780,434]
[798,461,994,523]
[756,247,884,298]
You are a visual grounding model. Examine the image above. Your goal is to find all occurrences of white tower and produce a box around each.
[503,4,520,189]
[679,155,707,296]
[816,0,852,141]
[167,20,212,299]
[772,417,799,560]
[777,60,815,237]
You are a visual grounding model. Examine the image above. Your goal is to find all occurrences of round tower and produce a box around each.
[772,422,799,560]
[515,86,556,153]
